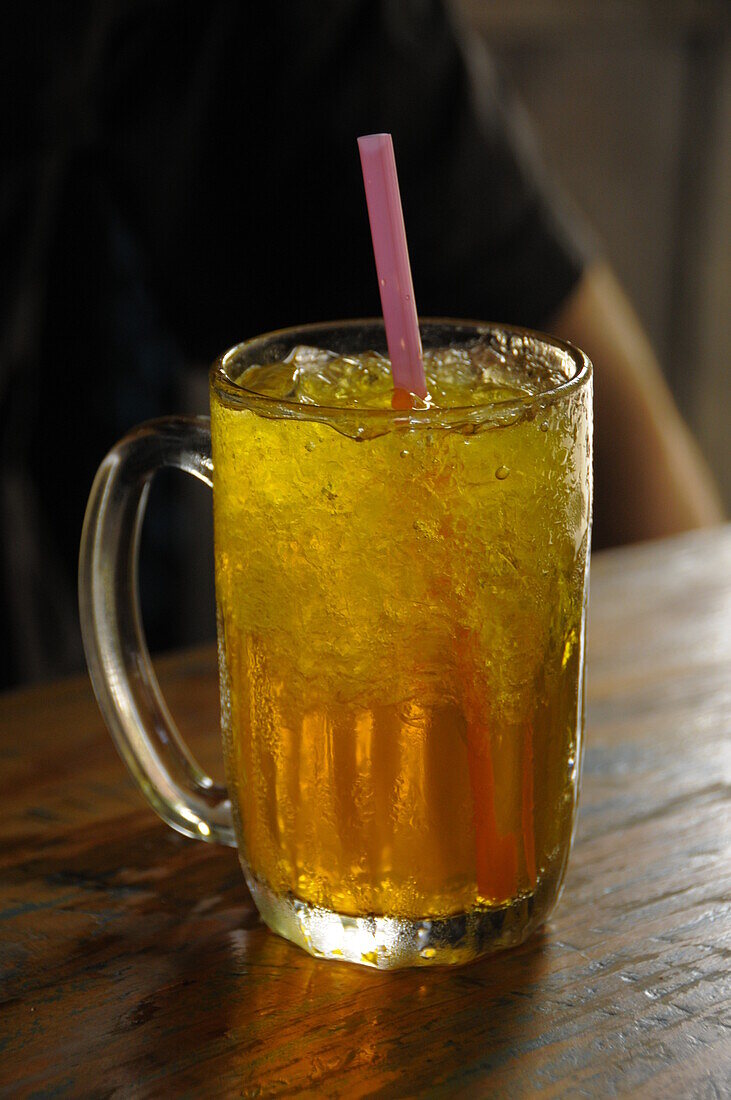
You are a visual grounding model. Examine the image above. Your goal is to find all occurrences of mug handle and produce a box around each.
[78,416,235,846]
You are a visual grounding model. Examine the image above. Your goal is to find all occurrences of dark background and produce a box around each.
[465,0,730,509]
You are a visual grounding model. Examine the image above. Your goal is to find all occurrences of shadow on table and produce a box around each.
[30,821,550,1095]
[149,895,552,1093]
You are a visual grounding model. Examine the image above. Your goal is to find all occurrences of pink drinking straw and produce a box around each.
[358,134,427,399]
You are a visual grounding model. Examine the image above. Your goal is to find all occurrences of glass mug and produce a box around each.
[79,320,592,969]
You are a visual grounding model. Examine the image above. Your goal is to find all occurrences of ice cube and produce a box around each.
[293,350,393,407]
[283,345,339,369]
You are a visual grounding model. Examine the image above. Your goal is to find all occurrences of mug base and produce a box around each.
[246,872,554,969]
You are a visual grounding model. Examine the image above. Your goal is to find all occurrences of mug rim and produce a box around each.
[209,317,592,426]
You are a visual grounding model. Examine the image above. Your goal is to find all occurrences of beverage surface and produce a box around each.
[233,340,570,412]
[212,348,592,924]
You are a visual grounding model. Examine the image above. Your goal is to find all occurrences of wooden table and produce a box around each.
[1,528,730,1097]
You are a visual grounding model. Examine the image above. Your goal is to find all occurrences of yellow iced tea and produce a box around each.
[211,322,592,966]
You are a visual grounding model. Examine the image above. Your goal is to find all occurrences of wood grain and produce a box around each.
[1,527,730,1097]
